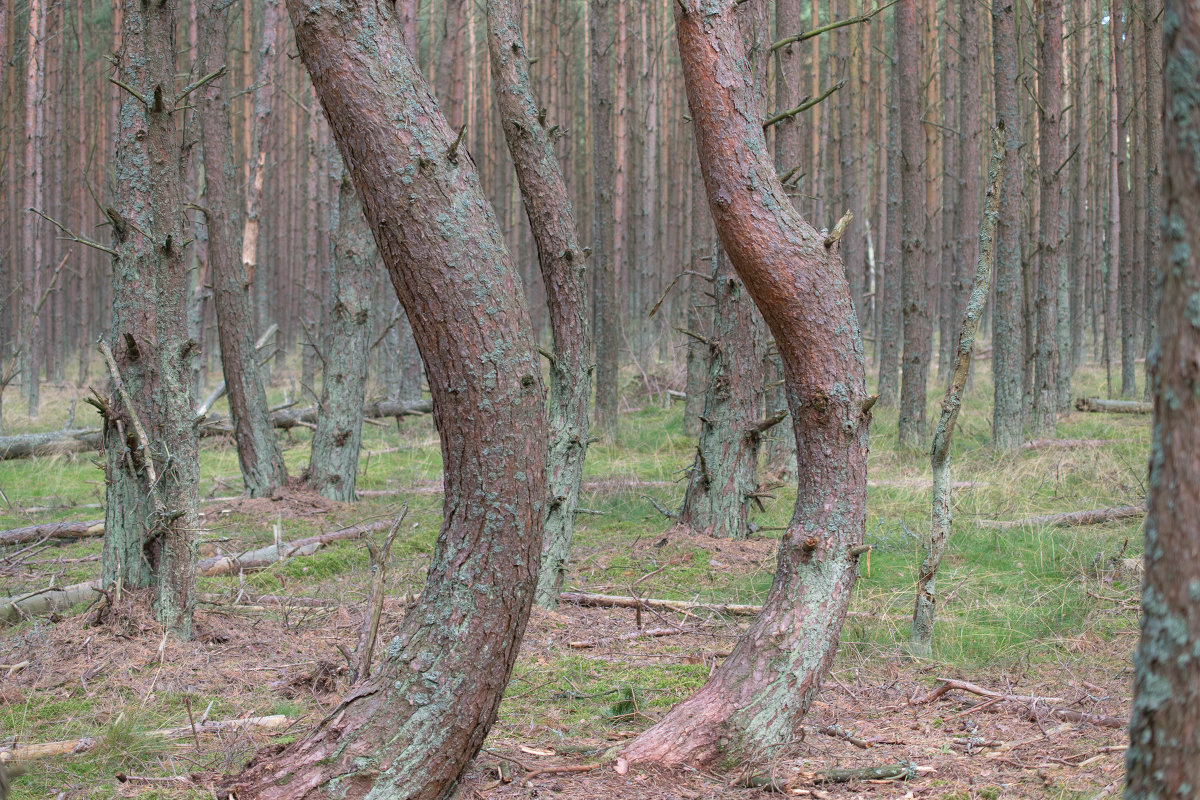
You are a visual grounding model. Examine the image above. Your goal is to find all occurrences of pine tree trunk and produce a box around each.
[1126,5,1200,789]
[896,0,929,449]
[877,34,902,408]
[678,246,767,540]
[485,0,592,609]
[1032,0,1064,435]
[307,172,374,502]
[992,0,1024,450]
[242,0,281,337]
[1113,3,1137,397]
[21,0,44,418]
[197,0,288,499]
[684,165,710,436]
[1141,0,1163,399]
[101,0,201,637]
[591,0,619,440]
[225,0,547,795]
[621,0,869,765]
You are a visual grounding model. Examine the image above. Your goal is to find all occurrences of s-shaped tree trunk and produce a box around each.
[1125,4,1200,793]
[225,0,548,796]
[485,0,593,608]
[621,0,869,766]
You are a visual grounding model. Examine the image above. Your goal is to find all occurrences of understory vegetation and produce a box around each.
[0,361,1144,799]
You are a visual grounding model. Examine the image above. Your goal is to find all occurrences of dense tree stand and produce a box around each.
[622,0,869,766]
[223,0,547,796]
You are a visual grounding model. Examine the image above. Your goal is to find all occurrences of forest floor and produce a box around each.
[0,360,1147,799]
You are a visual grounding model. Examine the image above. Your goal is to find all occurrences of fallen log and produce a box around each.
[1022,438,1106,450]
[1075,397,1153,414]
[0,520,104,547]
[979,505,1144,529]
[559,591,762,617]
[206,398,433,433]
[0,519,396,625]
[195,519,395,576]
[0,428,103,460]
[0,715,290,764]
[0,580,102,624]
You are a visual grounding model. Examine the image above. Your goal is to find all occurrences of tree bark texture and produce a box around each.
[678,245,767,540]
[197,0,288,499]
[621,0,869,766]
[877,36,901,408]
[243,0,281,335]
[100,0,201,638]
[225,0,548,796]
[485,0,593,608]
[1114,3,1138,397]
[684,165,711,436]
[1126,5,1200,792]
[992,0,1024,450]
[896,0,929,449]
[591,0,619,441]
[911,128,1003,659]
[307,172,374,503]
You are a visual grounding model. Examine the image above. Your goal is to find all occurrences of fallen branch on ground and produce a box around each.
[559,591,762,617]
[1075,397,1152,414]
[0,715,290,764]
[979,506,1144,529]
[0,520,104,547]
[1022,438,1106,450]
[0,580,101,625]
[568,626,702,649]
[195,519,396,576]
[911,678,1124,729]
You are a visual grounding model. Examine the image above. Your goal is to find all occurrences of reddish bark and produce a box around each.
[622,0,869,766]
[224,0,547,796]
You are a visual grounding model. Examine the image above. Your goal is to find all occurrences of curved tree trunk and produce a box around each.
[307,172,374,503]
[197,0,288,499]
[621,0,869,766]
[225,0,548,796]
[100,0,201,638]
[1126,5,1200,792]
[485,0,593,609]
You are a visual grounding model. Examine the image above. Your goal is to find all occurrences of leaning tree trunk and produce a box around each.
[98,0,200,638]
[485,0,593,609]
[1126,5,1200,792]
[621,0,869,766]
[306,171,374,503]
[224,0,547,796]
[677,246,770,540]
[197,0,288,499]
[910,128,1003,659]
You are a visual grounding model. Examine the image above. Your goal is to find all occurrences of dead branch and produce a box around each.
[0,520,104,547]
[980,505,1144,529]
[1074,397,1152,414]
[559,591,762,617]
[354,507,407,681]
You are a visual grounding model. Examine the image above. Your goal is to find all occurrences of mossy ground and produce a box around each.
[0,359,1142,798]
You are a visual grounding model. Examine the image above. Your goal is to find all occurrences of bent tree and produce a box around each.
[225,0,548,796]
[1125,3,1200,793]
[96,0,200,637]
[486,0,593,609]
[622,0,870,765]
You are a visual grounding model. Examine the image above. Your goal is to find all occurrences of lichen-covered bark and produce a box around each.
[911,129,1003,659]
[308,173,373,503]
[678,247,767,540]
[1125,5,1200,793]
[992,0,1024,450]
[896,0,929,449]
[225,0,546,796]
[197,0,288,499]
[101,0,200,637]
[621,0,868,766]
[485,0,592,608]
[685,165,711,436]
